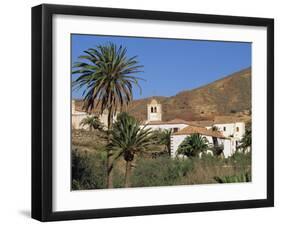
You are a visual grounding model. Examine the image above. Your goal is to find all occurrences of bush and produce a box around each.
[227,151,251,171]
[193,154,224,167]
[130,157,193,187]
[112,167,125,188]
[71,149,107,190]
[214,172,251,183]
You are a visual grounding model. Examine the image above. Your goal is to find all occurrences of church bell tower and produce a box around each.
[147,99,162,122]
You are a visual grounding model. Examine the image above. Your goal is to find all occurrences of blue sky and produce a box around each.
[72,34,251,100]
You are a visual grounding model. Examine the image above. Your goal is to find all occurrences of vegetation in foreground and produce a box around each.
[72,129,251,190]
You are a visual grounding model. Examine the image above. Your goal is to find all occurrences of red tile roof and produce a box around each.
[174,126,225,138]
[146,118,188,125]
[185,120,214,127]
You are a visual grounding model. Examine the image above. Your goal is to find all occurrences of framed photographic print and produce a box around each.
[32,4,274,222]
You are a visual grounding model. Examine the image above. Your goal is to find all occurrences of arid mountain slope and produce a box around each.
[126,67,251,121]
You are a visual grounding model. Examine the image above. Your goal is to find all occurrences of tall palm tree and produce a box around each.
[72,43,143,188]
[107,113,156,188]
[79,116,103,131]
[176,133,209,157]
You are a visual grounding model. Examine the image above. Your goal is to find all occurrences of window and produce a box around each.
[154,106,157,113]
[173,128,179,133]
[151,106,153,113]
[223,126,226,131]
[236,127,239,132]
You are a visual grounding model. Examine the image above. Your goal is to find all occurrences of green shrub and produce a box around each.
[131,157,193,187]
[214,172,251,183]
[71,149,107,190]
[194,154,224,167]
[227,151,251,171]
[112,168,125,188]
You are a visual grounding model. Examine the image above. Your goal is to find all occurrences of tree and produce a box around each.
[210,126,224,156]
[79,116,103,131]
[238,122,251,153]
[158,129,172,156]
[72,43,143,188]
[210,126,219,146]
[176,133,209,157]
[107,113,156,188]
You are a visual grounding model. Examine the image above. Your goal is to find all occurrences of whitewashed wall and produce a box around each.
[222,139,233,158]
[98,111,118,128]
[214,122,245,139]
[72,113,87,129]
[170,134,186,157]
[233,122,246,139]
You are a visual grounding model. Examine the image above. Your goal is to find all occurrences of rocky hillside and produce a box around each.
[125,67,251,121]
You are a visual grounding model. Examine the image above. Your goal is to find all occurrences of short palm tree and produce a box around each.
[158,129,172,156]
[72,43,143,188]
[79,116,103,131]
[107,113,156,188]
[176,133,209,157]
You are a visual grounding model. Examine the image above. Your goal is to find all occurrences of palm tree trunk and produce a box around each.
[106,109,114,188]
[124,160,132,188]
[168,145,171,157]
[106,151,114,188]
[212,137,218,146]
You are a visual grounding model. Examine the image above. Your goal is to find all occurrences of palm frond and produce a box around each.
[72,43,143,126]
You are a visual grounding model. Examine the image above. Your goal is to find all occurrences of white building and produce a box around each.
[171,126,233,158]
[214,122,245,139]
[71,100,118,130]
[72,100,88,129]
[142,99,246,158]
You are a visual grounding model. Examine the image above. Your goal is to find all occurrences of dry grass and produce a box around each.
[182,163,250,185]
[72,129,107,152]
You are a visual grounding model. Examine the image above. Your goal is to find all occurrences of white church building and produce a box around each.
[142,99,246,158]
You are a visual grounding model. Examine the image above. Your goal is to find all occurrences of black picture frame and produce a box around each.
[32,3,274,222]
